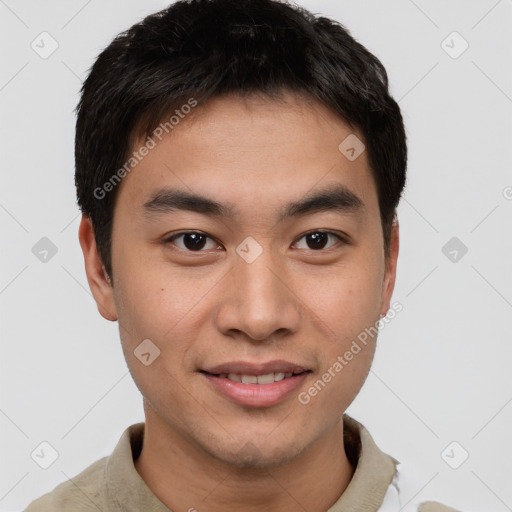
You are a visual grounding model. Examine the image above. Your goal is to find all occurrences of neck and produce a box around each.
[135,404,355,512]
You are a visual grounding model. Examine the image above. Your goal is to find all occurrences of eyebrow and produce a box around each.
[142,184,365,222]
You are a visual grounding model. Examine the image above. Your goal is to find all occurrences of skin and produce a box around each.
[79,92,399,512]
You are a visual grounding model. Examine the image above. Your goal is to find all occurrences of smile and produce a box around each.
[208,371,305,384]
[200,363,312,407]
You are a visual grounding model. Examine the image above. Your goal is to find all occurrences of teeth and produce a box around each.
[257,373,275,384]
[220,372,300,384]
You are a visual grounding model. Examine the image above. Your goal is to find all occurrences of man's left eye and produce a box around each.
[294,231,345,251]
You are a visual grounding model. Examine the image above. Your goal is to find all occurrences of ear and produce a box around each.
[379,217,399,318]
[78,215,118,321]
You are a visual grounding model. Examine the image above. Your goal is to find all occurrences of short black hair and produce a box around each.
[75,0,407,282]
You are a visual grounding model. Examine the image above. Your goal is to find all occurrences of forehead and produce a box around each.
[115,92,379,224]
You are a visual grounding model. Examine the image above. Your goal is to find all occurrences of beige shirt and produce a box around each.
[24,414,459,512]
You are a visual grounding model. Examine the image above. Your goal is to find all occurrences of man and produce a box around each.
[25,0,462,510]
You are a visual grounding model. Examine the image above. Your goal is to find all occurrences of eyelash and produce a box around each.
[163,230,348,253]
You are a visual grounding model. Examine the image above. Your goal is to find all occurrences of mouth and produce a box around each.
[199,370,310,385]
[199,361,312,407]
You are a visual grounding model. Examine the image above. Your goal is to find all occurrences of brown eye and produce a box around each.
[294,231,344,251]
[166,232,220,251]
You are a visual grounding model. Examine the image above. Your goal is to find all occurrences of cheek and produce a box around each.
[112,270,192,406]
[112,255,217,378]
[303,256,383,393]
[301,276,380,414]
[114,251,193,337]
[308,258,384,336]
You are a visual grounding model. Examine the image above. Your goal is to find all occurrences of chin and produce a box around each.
[205,433,309,470]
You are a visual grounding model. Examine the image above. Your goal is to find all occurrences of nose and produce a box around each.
[214,246,301,342]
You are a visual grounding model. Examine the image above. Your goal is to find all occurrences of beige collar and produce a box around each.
[328,415,399,511]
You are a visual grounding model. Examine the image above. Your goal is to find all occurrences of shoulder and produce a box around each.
[386,462,465,512]
[24,456,108,511]
[372,435,467,512]
[417,502,463,512]
[23,423,145,512]
[380,470,463,512]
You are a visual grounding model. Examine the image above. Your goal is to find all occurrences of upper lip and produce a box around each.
[201,360,310,376]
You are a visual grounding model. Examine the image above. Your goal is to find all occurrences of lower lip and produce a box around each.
[202,372,309,408]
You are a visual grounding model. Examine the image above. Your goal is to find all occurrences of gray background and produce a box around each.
[1,0,511,510]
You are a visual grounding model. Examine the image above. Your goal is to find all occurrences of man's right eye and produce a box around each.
[164,231,222,252]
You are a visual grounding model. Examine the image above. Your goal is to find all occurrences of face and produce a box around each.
[80,92,398,469]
